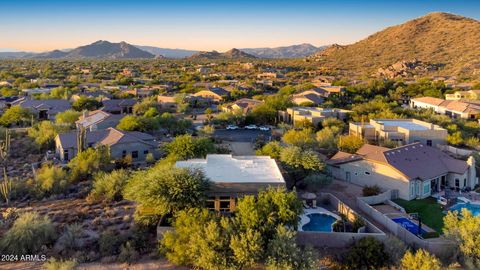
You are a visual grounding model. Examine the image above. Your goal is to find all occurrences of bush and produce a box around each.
[54,223,84,255]
[99,231,124,257]
[383,235,407,266]
[43,258,77,270]
[337,134,364,153]
[0,212,56,255]
[362,185,381,196]
[401,249,441,270]
[87,169,130,202]
[34,165,70,198]
[117,241,140,264]
[344,237,388,269]
[68,147,110,182]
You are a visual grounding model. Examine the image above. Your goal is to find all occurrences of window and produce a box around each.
[455,178,460,187]
[132,151,138,159]
[365,172,370,175]
[122,150,127,158]
[464,179,467,187]
[143,150,149,155]
[423,181,430,195]
[426,140,432,147]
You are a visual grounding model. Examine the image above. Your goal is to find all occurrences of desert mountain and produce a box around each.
[188,48,256,60]
[241,43,326,58]
[135,45,197,58]
[59,40,155,59]
[308,12,480,78]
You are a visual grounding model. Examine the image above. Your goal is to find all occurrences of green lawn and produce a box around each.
[392,197,445,233]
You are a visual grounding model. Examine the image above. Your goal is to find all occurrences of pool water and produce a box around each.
[392,217,427,235]
[301,213,337,232]
[449,203,480,216]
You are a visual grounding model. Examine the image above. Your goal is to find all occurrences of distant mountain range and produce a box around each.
[241,43,327,58]
[187,48,257,60]
[307,12,480,78]
[0,42,325,59]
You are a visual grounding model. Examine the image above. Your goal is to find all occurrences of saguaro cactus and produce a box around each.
[0,168,12,205]
[77,126,86,153]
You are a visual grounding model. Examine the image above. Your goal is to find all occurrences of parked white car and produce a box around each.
[245,124,259,130]
[226,125,239,130]
[259,126,270,131]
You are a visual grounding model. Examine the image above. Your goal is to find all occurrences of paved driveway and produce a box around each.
[214,129,271,142]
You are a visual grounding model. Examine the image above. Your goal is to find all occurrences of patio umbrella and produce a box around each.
[301,192,317,200]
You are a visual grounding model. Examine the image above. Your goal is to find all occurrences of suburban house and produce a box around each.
[70,91,111,102]
[14,98,71,120]
[55,127,159,162]
[123,87,158,98]
[101,99,137,114]
[410,96,480,119]
[327,143,477,200]
[278,107,351,126]
[176,155,286,212]
[445,90,480,101]
[291,88,331,106]
[222,98,263,114]
[75,110,124,131]
[21,88,53,96]
[193,87,230,103]
[257,72,284,79]
[349,119,448,146]
[157,95,177,109]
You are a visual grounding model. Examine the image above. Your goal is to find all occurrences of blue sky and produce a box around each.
[0,0,479,52]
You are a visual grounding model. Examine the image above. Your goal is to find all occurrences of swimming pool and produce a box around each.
[392,217,427,235]
[449,202,480,216]
[301,213,337,232]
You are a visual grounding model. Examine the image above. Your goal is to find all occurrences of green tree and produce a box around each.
[117,115,156,132]
[165,134,215,160]
[235,187,303,240]
[282,128,315,149]
[256,141,283,159]
[447,131,464,146]
[0,105,34,127]
[444,208,480,264]
[337,134,365,153]
[344,237,388,270]
[123,165,210,225]
[316,126,341,150]
[55,109,81,127]
[72,96,102,111]
[68,147,111,182]
[0,212,56,255]
[280,146,324,187]
[87,169,130,202]
[400,249,441,270]
[265,226,316,270]
[28,121,67,149]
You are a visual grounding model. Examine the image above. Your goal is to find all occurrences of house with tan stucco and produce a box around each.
[327,143,477,201]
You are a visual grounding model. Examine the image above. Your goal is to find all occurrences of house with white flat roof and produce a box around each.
[349,119,447,146]
[176,154,285,212]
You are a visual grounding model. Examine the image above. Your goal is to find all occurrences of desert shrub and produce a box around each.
[265,226,317,270]
[0,212,56,255]
[54,223,84,255]
[351,215,366,232]
[34,164,70,198]
[362,185,381,196]
[68,147,111,182]
[43,258,77,270]
[344,237,388,270]
[383,235,407,266]
[117,241,140,264]
[99,231,124,257]
[401,249,441,270]
[145,152,155,164]
[87,169,130,202]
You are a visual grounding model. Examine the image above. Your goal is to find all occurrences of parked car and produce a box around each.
[245,124,258,130]
[226,125,239,130]
[259,126,270,131]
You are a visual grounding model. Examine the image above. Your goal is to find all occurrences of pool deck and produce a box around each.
[298,207,341,232]
[373,203,436,233]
